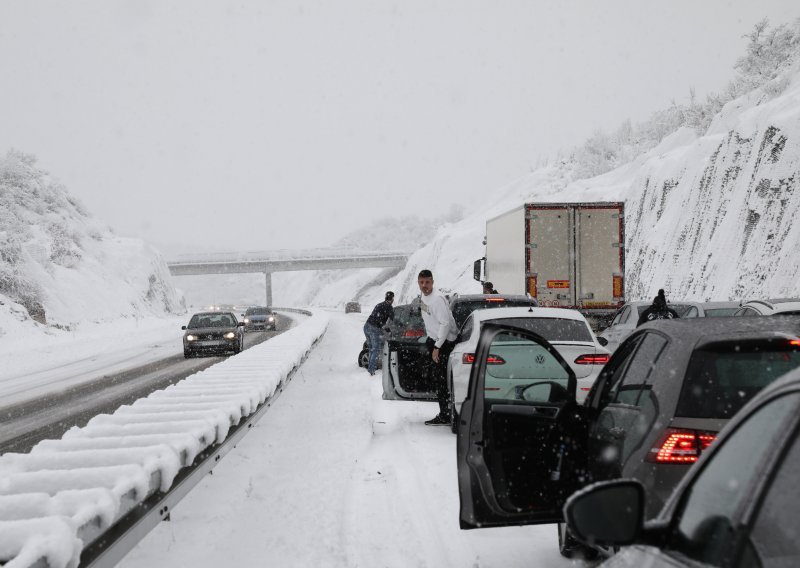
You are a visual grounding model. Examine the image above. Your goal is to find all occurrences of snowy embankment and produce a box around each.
[0,310,328,568]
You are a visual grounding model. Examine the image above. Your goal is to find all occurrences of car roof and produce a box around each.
[192,311,236,317]
[699,301,741,308]
[469,306,589,323]
[451,294,535,303]
[637,314,800,344]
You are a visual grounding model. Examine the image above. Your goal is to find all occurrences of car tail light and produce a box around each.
[462,353,506,365]
[574,354,610,365]
[647,428,717,464]
[484,297,507,303]
[789,339,800,347]
[403,329,425,337]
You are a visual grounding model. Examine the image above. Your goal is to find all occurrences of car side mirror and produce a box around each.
[181,325,187,330]
[564,479,645,547]
[597,336,609,347]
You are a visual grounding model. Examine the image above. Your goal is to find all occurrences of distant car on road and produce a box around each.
[182,311,245,358]
[345,301,361,314]
[564,366,800,567]
[734,297,800,316]
[242,306,277,331]
[598,300,716,352]
[449,307,610,427]
[454,315,800,558]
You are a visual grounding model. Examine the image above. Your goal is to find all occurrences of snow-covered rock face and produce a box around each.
[626,71,800,301]
[0,151,183,336]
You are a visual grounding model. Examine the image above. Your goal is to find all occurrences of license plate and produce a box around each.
[195,340,224,346]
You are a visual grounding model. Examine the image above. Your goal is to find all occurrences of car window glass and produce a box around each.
[745,421,800,567]
[670,392,800,565]
[611,333,667,406]
[612,307,626,326]
[676,340,800,419]
[482,331,571,403]
[618,306,631,325]
[741,307,759,316]
[460,315,474,340]
[684,306,699,318]
[596,334,644,407]
[491,317,593,343]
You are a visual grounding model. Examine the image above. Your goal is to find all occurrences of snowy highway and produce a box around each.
[0,315,293,454]
[117,311,576,568]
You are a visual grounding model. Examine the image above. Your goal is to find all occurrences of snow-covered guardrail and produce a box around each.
[0,309,328,568]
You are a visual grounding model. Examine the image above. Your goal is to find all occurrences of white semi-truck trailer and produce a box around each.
[474,201,625,329]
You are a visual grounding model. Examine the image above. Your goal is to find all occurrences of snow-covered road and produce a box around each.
[119,311,578,568]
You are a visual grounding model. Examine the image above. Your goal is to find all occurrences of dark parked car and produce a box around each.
[357,302,425,369]
[382,294,537,401]
[455,316,800,558]
[182,311,245,358]
[565,365,800,567]
[242,306,277,331]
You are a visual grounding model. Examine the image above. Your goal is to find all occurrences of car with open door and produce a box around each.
[382,294,536,401]
[564,366,800,567]
[457,316,800,558]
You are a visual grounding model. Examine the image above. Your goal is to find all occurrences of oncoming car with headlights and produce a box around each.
[242,306,277,331]
[182,311,245,358]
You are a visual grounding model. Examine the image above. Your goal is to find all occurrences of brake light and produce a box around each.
[403,329,425,337]
[484,298,507,303]
[790,339,800,347]
[647,429,717,463]
[574,354,610,365]
[462,353,506,365]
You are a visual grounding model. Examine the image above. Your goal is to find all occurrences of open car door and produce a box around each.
[457,323,590,529]
[382,303,438,401]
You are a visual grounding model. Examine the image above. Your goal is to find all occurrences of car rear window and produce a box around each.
[676,339,800,419]
[452,298,535,329]
[394,305,424,328]
[494,317,593,343]
[704,308,738,317]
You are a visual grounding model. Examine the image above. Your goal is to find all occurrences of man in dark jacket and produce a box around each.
[637,289,680,327]
[482,281,498,294]
[363,291,395,375]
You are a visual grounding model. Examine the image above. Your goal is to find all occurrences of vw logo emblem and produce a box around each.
[535,354,545,364]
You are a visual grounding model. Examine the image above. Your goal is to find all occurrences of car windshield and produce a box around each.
[452,298,535,329]
[245,307,271,315]
[490,317,593,343]
[676,339,800,419]
[188,313,236,328]
[704,308,739,317]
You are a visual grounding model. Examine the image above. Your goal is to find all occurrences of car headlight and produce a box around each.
[244,318,250,323]
[186,335,197,341]
[224,332,236,339]
[268,316,274,321]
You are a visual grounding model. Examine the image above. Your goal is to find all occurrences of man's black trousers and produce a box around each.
[426,337,455,418]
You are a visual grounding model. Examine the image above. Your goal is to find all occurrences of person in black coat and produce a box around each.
[637,289,679,327]
[363,291,395,375]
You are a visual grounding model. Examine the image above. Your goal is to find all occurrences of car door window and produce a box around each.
[617,306,632,325]
[610,307,626,327]
[684,306,699,318]
[460,314,474,342]
[744,422,800,567]
[596,333,668,463]
[668,392,800,566]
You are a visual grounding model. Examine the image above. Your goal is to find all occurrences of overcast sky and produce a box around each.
[2,1,799,255]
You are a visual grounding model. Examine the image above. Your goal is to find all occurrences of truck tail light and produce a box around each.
[403,329,425,337]
[527,276,538,298]
[462,353,506,365]
[646,428,717,464]
[613,275,624,298]
[574,354,610,365]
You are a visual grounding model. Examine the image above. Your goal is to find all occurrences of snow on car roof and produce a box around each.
[469,306,589,322]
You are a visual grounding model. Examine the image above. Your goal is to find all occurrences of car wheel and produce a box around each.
[358,349,369,368]
[557,523,598,560]
[184,349,192,359]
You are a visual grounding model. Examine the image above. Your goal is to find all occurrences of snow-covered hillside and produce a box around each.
[0,151,183,339]
[360,64,800,308]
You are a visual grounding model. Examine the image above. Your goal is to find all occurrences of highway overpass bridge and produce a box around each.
[166,248,410,305]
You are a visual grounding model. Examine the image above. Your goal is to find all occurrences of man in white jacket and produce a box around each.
[417,269,458,426]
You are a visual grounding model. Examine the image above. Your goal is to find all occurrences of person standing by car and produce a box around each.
[482,281,498,294]
[363,291,395,375]
[417,270,458,425]
[637,289,679,326]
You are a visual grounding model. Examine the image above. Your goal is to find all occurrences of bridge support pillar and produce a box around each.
[265,271,273,306]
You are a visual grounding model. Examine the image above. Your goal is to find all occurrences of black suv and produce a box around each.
[455,316,800,557]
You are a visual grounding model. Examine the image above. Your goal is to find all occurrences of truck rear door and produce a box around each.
[575,204,624,310]
[527,206,573,307]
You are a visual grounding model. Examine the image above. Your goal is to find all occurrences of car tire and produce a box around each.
[184,349,192,359]
[557,523,598,560]
[358,349,369,368]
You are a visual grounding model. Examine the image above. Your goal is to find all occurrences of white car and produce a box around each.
[598,300,708,353]
[448,307,610,425]
[734,298,800,316]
